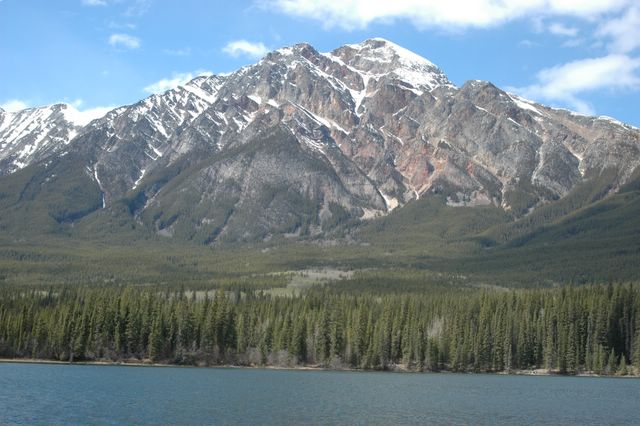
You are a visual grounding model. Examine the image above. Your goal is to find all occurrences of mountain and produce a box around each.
[0,103,89,175]
[1,38,639,247]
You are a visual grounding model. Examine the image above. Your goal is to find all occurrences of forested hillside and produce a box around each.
[1,283,638,375]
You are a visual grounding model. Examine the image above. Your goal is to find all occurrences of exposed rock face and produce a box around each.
[1,38,639,241]
[137,125,385,242]
[72,75,227,204]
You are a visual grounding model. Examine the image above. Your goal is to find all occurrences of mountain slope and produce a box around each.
[0,103,89,175]
[0,38,639,247]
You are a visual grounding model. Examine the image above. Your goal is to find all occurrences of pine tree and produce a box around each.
[606,348,617,375]
[617,355,628,376]
[148,316,163,362]
[291,316,307,363]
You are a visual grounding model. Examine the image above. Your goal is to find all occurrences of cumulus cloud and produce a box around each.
[143,71,212,94]
[512,5,640,115]
[81,0,152,15]
[597,6,640,54]
[264,0,631,30]
[513,55,640,114]
[73,107,113,125]
[1,99,30,112]
[548,22,578,37]
[65,103,115,125]
[222,40,269,59]
[561,38,584,48]
[108,33,141,50]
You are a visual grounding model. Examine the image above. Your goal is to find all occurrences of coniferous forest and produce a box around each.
[1,282,639,375]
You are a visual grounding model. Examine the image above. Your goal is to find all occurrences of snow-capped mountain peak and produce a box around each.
[348,38,437,68]
[330,38,454,92]
[0,103,84,173]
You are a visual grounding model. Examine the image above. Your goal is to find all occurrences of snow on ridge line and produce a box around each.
[597,116,639,130]
[324,41,452,92]
[320,52,438,114]
[374,38,438,69]
[0,110,15,133]
[543,106,638,131]
[181,76,225,105]
[181,84,218,105]
[507,93,543,116]
[345,38,438,68]
[275,46,294,56]
[1,107,56,149]
[1,102,112,128]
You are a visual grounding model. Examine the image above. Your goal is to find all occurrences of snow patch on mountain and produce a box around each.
[508,94,544,115]
[343,38,454,91]
[0,104,84,173]
[597,116,639,130]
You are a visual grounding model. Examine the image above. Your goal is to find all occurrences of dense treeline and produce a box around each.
[1,284,639,375]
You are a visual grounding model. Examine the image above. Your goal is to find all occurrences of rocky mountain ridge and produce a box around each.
[0,103,86,174]
[1,38,639,243]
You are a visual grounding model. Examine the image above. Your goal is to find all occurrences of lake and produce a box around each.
[1,363,639,425]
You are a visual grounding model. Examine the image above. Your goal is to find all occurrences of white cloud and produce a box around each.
[562,38,583,48]
[143,71,212,94]
[519,39,538,48]
[264,0,632,30]
[108,33,141,50]
[597,6,640,54]
[222,40,269,59]
[80,0,152,15]
[64,104,115,126]
[75,106,114,124]
[69,99,84,108]
[531,16,545,33]
[513,54,640,114]
[1,99,30,112]
[513,6,640,116]
[163,47,192,56]
[125,0,152,16]
[548,22,578,37]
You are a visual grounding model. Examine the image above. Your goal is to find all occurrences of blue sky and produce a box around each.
[1,0,639,126]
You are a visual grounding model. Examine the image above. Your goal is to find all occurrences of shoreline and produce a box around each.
[1,358,637,378]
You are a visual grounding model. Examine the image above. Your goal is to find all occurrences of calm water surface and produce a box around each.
[1,363,639,425]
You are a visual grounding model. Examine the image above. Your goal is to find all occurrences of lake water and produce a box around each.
[1,363,639,425]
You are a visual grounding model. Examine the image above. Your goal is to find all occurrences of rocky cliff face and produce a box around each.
[1,38,639,242]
